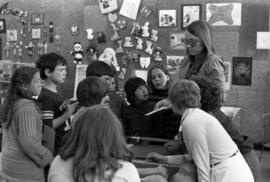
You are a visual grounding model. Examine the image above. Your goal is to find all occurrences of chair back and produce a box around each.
[262,113,270,144]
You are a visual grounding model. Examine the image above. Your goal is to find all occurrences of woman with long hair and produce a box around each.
[48,105,140,182]
[1,66,53,182]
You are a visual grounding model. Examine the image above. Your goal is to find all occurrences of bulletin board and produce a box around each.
[239,3,269,60]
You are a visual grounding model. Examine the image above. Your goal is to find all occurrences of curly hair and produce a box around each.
[169,79,201,110]
[191,76,223,112]
[59,105,132,182]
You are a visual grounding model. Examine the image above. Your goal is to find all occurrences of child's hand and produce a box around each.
[164,140,181,154]
[154,99,171,110]
[101,94,110,107]
[156,165,168,178]
[141,175,167,182]
[146,152,168,163]
[66,101,78,116]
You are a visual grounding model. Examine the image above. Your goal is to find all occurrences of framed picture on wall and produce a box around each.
[31,13,44,25]
[181,4,201,29]
[0,19,6,33]
[170,32,185,50]
[159,9,177,27]
[232,57,252,86]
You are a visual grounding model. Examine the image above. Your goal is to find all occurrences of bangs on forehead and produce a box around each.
[57,59,67,66]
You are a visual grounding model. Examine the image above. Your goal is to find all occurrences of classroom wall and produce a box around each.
[0,0,270,142]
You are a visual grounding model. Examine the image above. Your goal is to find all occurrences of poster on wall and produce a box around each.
[206,3,242,26]
[73,64,88,99]
[224,61,232,90]
[99,0,118,14]
[256,32,270,49]
[232,57,252,86]
[119,0,141,20]
[166,55,184,75]
[181,4,201,29]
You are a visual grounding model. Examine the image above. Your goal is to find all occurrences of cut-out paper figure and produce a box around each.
[116,40,124,54]
[136,37,143,49]
[145,40,153,55]
[86,43,98,61]
[98,48,120,71]
[118,67,126,80]
[142,21,150,37]
[151,29,158,42]
[70,42,84,64]
[153,47,163,62]
[123,36,133,47]
[139,57,151,69]
[86,28,94,40]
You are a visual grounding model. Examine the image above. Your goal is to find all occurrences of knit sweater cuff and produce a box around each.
[36,149,53,167]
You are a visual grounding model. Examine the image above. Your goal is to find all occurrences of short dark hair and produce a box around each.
[76,76,109,107]
[169,79,201,110]
[36,53,67,80]
[124,77,147,105]
[86,61,115,77]
[191,76,223,112]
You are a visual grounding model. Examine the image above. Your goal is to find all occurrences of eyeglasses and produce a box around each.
[181,38,201,47]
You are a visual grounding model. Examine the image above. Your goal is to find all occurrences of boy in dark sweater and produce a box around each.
[36,53,77,156]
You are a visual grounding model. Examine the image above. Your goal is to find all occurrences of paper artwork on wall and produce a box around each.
[73,64,88,99]
[99,0,118,14]
[120,0,141,20]
[206,3,241,26]
[166,55,184,75]
[224,61,232,90]
[256,32,270,49]
[181,4,201,29]
[232,57,252,86]
[170,32,185,50]
[159,10,176,27]
[32,28,41,39]
[135,70,147,81]
[6,29,17,41]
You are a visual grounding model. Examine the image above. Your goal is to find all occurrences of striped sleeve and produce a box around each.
[41,110,54,127]
[17,107,37,137]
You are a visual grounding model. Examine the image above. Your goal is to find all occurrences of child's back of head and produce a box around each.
[76,76,109,107]
[86,61,115,78]
[36,53,67,80]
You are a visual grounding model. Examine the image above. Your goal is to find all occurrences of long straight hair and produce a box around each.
[186,20,215,59]
[59,105,133,182]
[0,66,39,128]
